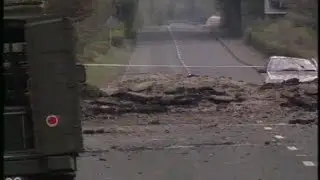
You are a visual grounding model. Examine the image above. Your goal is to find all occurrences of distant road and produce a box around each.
[124,23,263,84]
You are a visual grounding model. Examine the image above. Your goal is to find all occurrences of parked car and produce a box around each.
[258,56,318,83]
[269,0,290,9]
[204,15,221,33]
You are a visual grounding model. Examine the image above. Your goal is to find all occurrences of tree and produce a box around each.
[113,0,139,38]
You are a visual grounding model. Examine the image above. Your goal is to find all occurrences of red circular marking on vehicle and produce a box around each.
[46,115,59,127]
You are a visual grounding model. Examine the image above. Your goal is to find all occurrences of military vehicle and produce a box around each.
[3,2,86,180]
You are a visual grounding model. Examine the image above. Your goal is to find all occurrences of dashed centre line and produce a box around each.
[167,25,192,75]
[287,146,298,151]
[274,135,285,139]
[302,161,316,167]
[263,126,316,169]
[296,154,307,157]
[264,127,272,130]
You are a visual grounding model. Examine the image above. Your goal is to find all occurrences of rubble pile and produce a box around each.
[80,74,318,125]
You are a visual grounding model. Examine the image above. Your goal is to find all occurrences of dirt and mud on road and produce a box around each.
[80,74,318,128]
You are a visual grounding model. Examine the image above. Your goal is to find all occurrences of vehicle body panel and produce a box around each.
[265,56,318,83]
[3,14,83,178]
[25,16,83,155]
[5,152,76,176]
[204,15,221,33]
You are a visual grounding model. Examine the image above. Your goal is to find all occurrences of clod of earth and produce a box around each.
[82,127,105,134]
[99,157,107,161]
[129,81,155,92]
[80,84,108,98]
[259,83,282,90]
[164,86,188,94]
[208,95,235,103]
[281,78,300,86]
[288,118,316,125]
[304,87,318,95]
[281,92,317,110]
[148,119,160,125]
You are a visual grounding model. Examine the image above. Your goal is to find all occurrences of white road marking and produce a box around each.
[177,51,182,60]
[302,161,316,167]
[264,127,272,130]
[166,145,194,149]
[287,146,298,151]
[165,142,285,149]
[84,63,265,68]
[274,135,285,139]
[228,123,290,127]
[168,25,191,75]
[296,154,307,157]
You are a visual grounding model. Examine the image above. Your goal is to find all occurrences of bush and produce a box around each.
[246,19,317,59]
[244,0,318,59]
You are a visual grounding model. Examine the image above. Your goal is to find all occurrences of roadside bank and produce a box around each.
[244,1,317,60]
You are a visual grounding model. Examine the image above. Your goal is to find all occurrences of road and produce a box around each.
[77,123,317,180]
[124,23,263,84]
[77,23,317,180]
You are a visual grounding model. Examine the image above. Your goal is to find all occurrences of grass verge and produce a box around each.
[77,21,133,88]
[84,45,132,88]
[244,12,317,60]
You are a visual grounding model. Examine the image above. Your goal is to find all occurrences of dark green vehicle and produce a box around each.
[3,12,85,180]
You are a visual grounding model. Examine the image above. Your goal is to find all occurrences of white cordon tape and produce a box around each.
[83,64,264,68]
[46,115,59,127]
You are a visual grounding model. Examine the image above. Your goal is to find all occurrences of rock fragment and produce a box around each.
[288,119,316,125]
[282,78,300,86]
[164,86,185,94]
[208,95,235,103]
[304,87,318,95]
[129,81,155,92]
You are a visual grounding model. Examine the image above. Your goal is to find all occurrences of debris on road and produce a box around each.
[80,74,317,125]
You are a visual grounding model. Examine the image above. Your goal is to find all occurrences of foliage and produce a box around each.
[246,19,317,58]
[245,0,318,59]
[113,0,138,39]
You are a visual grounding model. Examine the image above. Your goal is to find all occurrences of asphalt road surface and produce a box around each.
[76,24,317,180]
[124,23,263,84]
[77,123,317,180]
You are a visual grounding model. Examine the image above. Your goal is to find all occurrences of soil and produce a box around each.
[80,74,318,127]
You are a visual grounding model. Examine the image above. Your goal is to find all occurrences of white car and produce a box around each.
[204,15,221,33]
[259,56,318,83]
